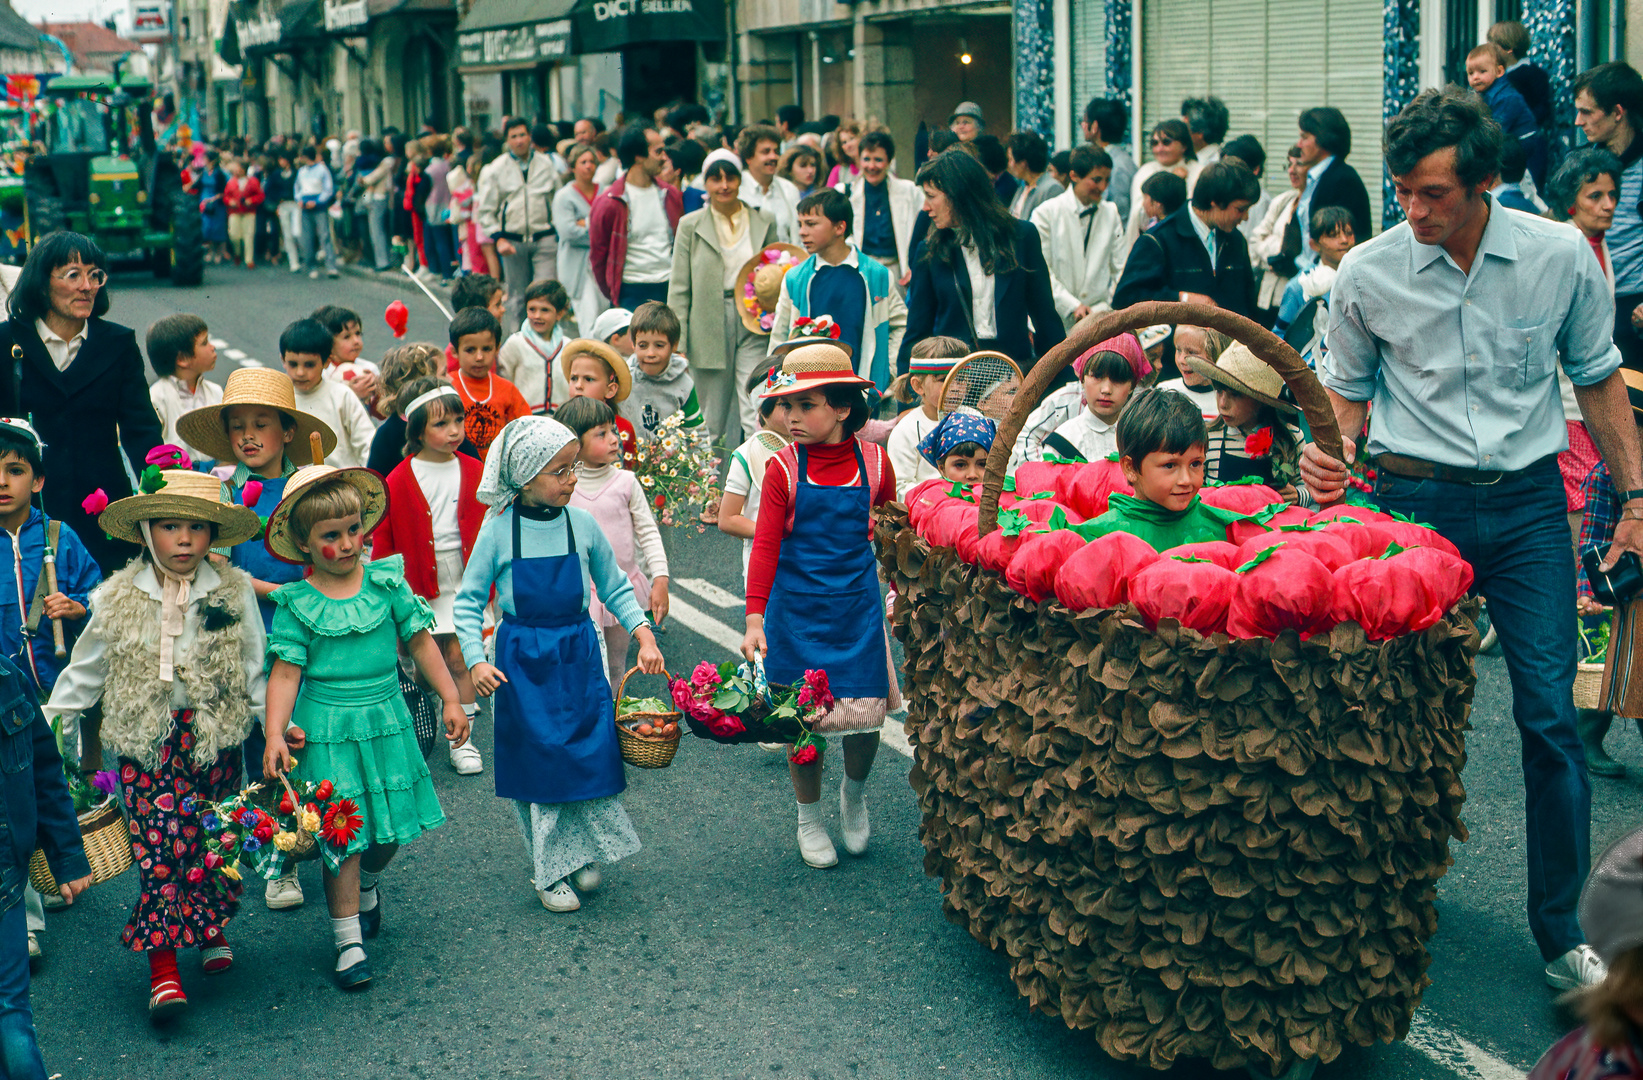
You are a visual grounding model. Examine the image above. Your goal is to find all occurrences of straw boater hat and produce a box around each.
[560,339,632,403]
[760,342,874,398]
[177,367,338,465]
[1181,343,1298,414]
[99,470,262,547]
[737,243,806,334]
[264,464,389,564]
[768,313,854,359]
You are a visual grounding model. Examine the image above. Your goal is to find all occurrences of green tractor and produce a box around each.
[23,74,202,285]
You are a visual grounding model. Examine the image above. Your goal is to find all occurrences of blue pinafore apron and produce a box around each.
[492,507,624,804]
[763,442,889,699]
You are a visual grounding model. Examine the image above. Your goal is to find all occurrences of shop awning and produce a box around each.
[224,0,322,58]
[570,0,723,52]
[456,0,574,70]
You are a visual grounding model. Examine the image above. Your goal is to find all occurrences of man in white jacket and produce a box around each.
[842,131,921,296]
[477,117,560,335]
[1031,147,1124,330]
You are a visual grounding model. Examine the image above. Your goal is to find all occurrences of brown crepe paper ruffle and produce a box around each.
[879,503,1477,1076]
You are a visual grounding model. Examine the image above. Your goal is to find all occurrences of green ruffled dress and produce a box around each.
[267,555,445,857]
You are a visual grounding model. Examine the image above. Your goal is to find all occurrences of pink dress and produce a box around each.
[570,468,650,628]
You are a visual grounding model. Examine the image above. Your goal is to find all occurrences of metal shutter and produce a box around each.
[1071,0,1107,121]
[1320,0,1385,232]
[1141,0,1209,141]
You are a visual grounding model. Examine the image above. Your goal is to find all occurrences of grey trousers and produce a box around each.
[695,297,773,450]
[500,235,558,336]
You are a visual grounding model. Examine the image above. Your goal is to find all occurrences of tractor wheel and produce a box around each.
[151,247,172,278]
[22,160,63,242]
[170,189,203,286]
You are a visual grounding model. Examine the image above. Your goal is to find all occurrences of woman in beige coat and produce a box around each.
[667,155,776,447]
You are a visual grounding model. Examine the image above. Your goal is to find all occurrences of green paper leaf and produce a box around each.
[1278,522,1323,532]
[1377,541,1408,560]
[1043,452,1086,465]
[1252,503,1288,525]
[1002,476,1017,493]
[946,481,976,502]
[1105,452,1120,462]
[1048,507,1070,531]
[138,464,167,494]
[1023,490,1057,501]
[1334,515,1364,525]
[999,509,1030,537]
[1235,544,1284,574]
[1170,555,1210,563]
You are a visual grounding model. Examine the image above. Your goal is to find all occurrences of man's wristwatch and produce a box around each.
[1622,490,1643,503]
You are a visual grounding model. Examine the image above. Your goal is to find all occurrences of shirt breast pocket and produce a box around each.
[1495,319,1556,390]
[0,700,32,775]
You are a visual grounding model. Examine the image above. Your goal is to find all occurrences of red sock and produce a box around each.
[203,927,227,947]
[148,949,179,993]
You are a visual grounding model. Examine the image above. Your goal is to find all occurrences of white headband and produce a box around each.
[401,385,461,421]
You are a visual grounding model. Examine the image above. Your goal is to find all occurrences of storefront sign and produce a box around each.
[322,0,367,31]
[457,18,571,67]
[236,12,281,47]
[571,0,722,51]
[129,0,171,43]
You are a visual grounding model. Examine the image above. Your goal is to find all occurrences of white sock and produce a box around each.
[842,777,866,803]
[461,703,478,718]
[797,801,824,828]
[331,915,365,970]
[358,869,380,911]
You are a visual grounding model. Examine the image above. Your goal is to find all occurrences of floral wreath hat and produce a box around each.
[769,314,854,359]
[736,243,806,334]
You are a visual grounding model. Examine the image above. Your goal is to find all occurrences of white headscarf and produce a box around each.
[476,416,578,520]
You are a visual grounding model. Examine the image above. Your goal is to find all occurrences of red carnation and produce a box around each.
[789,743,819,765]
[313,780,334,801]
[1244,428,1274,458]
[320,799,362,846]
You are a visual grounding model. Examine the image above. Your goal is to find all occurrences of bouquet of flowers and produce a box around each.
[669,660,833,763]
[197,770,359,882]
[630,412,721,531]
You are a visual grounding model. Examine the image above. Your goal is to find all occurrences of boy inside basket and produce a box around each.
[455,416,665,914]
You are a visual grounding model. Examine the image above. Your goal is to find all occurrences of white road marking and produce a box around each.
[673,577,743,608]
[665,596,746,656]
[1405,1013,1528,1079]
[224,348,247,360]
[237,357,264,367]
[209,338,228,348]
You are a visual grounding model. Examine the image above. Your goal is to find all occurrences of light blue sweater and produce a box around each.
[454,505,647,669]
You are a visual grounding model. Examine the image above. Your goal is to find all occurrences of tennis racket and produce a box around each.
[935,351,1024,422]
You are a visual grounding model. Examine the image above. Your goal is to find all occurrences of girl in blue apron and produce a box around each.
[741,343,903,870]
[456,416,665,913]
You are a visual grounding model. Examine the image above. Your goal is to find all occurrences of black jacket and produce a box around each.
[898,218,1067,376]
[0,655,90,904]
[1114,206,1258,317]
[0,317,162,573]
[1310,159,1373,246]
[1505,62,1553,131]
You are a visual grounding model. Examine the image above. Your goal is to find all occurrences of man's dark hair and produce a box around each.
[310,304,361,337]
[1574,63,1643,127]
[776,104,805,131]
[665,104,709,132]
[1308,205,1355,242]
[298,145,317,161]
[1299,106,1353,158]
[1050,149,1071,178]
[1546,146,1625,223]
[531,123,556,150]
[1005,130,1049,174]
[523,279,571,310]
[1383,87,1503,189]
[859,130,895,160]
[1181,97,1231,145]
[1116,388,1208,463]
[972,134,1008,176]
[1140,170,1187,216]
[1190,162,1261,211]
[1221,134,1266,176]
[665,138,705,178]
[0,426,43,477]
[578,116,606,135]
[145,313,209,377]
[451,273,502,313]
[10,231,110,324]
[1068,146,1112,178]
[929,130,961,156]
[279,318,334,359]
[502,115,530,137]
[735,124,783,163]
[1083,98,1127,142]
[914,150,1021,276]
[629,300,681,346]
[554,393,616,437]
[797,189,853,235]
[1498,134,1528,184]
[616,125,655,169]
[449,307,501,349]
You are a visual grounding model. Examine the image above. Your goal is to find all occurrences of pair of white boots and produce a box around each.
[798,779,869,868]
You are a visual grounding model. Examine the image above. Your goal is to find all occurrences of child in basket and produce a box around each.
[918,411,997,487]
[261,465,468,990]
[719,363,791,583]
[370,379,486,774]
[47,470,266,1021]
[1082,389,1246,548]
[455,417,665,913]
[741,344,902,869]
[556,396,670,696]
[1011,334,1151,466]
[885,336,969,499]
[1184,343,1304,502]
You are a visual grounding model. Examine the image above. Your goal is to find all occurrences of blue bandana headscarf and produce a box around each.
[918,411,997,468]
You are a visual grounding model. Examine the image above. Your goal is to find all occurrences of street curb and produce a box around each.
[336,262,426,295]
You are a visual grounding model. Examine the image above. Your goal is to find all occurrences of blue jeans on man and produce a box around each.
[1375,454,1589,961]
[300,208,337,274]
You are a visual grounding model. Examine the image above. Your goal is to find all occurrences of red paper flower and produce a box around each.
[241,480,264,507]
[145,444,193,471]
[81,488,109,515]
[313,780,334,801]
[1243,428,1274,458]
[789,743,818,765]
[320,799,362,846]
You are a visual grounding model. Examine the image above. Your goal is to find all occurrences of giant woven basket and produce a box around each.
[878,303,1477,1079]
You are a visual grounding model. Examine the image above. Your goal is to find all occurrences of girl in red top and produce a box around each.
[370,378,488,777]
[224,159,265,268]
[742,343,901,870]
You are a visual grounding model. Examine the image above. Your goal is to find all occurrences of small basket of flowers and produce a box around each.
[199,767,361,881]
[28,764,131,895]
[669,660,832,764]
[615,667,683,769]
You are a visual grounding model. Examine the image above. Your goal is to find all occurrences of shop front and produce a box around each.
[569,0,725,125]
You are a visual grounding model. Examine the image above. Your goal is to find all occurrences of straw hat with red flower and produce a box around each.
[760,342,874,398]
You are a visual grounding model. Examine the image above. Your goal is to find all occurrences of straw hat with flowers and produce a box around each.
[769,314,854,359]
[737,243,806,334]
[99,470,262,547]
[178,367,338,465]
[760,342,874,398]
[560,339,633,403]
[1182,343,1299,414]
[264,464,389,564]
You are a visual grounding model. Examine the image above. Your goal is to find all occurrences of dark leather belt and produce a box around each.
[493,230,555,243]
[1374,451,1555,486]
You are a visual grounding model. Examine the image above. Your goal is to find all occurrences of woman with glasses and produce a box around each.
[1126,119,1200,245]
[0,232,163,573]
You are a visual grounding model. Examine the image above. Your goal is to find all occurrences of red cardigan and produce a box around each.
[372,453,484,599]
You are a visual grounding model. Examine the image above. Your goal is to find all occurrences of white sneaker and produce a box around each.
[537,880,580,912]
[759,742,785,752]
[449,740,483,775]
[839,783,870,856]
[26,931,40,959]
[308,269,319,279]
[570,864,601,892]
[1546,944,1608,989]
[266,866,304,909]
[798,821,838,869]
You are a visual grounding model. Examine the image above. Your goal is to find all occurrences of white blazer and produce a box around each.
[843,174,922,269]
[1031,189,1124,325]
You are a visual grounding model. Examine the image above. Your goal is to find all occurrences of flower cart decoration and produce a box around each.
[28,745,129,895]
[881,302,1477,1080]
[630,412,721,532]
[197,768,358,880]
[668,660,832,763]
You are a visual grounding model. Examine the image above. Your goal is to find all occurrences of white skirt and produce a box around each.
[429,548,463,634]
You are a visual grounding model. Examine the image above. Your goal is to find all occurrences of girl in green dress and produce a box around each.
[260,464,469,990]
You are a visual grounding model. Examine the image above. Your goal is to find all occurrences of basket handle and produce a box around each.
[616,665,677,702]
[978,302,1344,536]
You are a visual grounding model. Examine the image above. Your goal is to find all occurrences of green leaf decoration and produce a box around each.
[1048,507,1070,531]
[946,482,977,502]
[1278,522,1324,533]
[999,509,1030,537]
[1170,555,1210,563]
[1253,503,1288,524]
[1235,544,1284,574]
[139,464,167,494]
[1334,515,1363,525]
[1024,490,1057,501]
[1105,452,1120,462]
[1377,541,1408,560]
[1043,452,1086,465]
[1002,476,1017,493]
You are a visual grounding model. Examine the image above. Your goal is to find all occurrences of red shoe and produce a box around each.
[201,943,233,974]
[148,979,187,1022]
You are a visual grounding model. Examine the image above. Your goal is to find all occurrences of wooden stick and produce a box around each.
[309,431,324,466]
[42,548,65,659]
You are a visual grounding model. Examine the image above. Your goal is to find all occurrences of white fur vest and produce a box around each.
[95,561,257,772]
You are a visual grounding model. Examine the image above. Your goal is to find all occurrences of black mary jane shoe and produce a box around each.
[360,886,382,939]
[334,947,373,990]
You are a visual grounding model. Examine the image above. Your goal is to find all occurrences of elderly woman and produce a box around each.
[667,154,777,446]
[1548,147,1622,293]
[0,232,162,573]
[553,143,607,335]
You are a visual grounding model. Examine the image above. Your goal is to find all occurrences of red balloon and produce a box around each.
[384,300,410,339]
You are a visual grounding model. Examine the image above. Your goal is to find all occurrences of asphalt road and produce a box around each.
[21,262,1639,1079]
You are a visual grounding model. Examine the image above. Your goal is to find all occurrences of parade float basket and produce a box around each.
[29,800,133,894]
[878,301,1478,1080]
[1574,662,1606,711]
[616,667,682,769]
